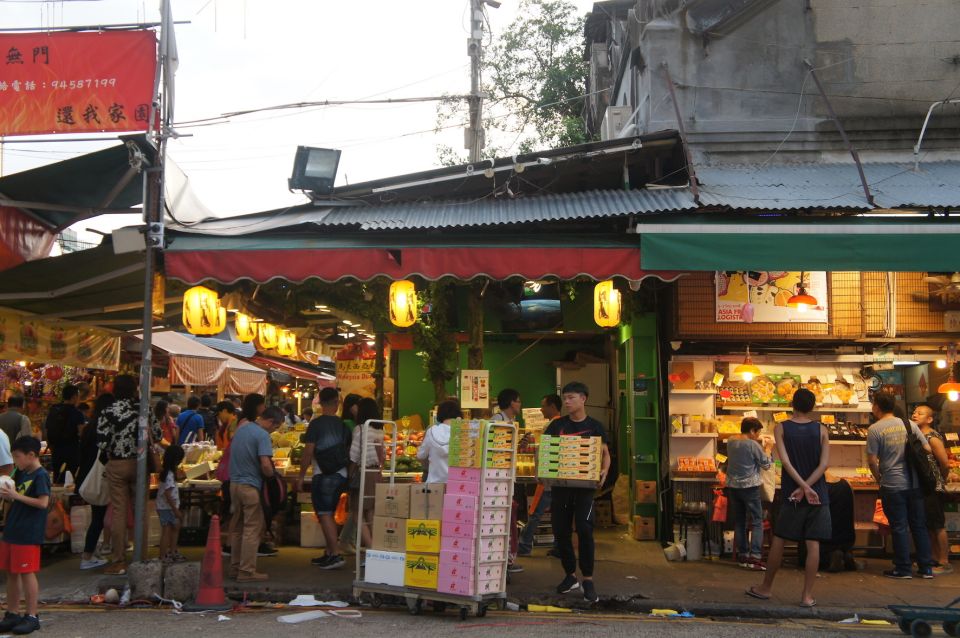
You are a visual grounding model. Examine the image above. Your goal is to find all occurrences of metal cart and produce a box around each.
[352,419,516,620]
[890,597,960,637]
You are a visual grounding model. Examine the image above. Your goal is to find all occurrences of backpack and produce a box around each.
[261,470,287,520]
[313,420,351,475]
[903,419,938,495]
[44,404,73,447]
[200,410,217,440]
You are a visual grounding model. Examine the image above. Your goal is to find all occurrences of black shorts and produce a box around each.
[775,501,832,542]
[925,491,946,531]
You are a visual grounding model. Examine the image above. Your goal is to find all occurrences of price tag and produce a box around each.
[855,467,871,476]
[713,372,725,386]
[773,412,789,423]
[671,418,682,432]
[821,414,836,424]
[947,432,959,442]
[743,410,758,418]
[715,453,727,464]
[950,446,960,456]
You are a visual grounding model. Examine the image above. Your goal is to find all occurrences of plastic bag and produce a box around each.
[45,500,72,540]
[334,491,348,526]
[759,465,776,503]
[711,488,728,523]
[79,456,110,506]
[872,498,889,527]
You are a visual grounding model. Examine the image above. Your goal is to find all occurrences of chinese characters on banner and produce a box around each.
[0,311,121,371]
[0,31,156,136]
[334,343,388,400]
[715,271,828,323]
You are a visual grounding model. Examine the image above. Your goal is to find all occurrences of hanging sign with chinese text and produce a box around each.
[0,310,120,371]
[0,31,156,136]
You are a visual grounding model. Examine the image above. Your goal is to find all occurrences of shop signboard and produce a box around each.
[0,311,120,370]
[334,343,381,399]
[715,271,828,323]
[0,30,156,136]
[460,369,489,410]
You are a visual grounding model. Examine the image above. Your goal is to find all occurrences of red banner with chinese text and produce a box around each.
[0,31,156,136]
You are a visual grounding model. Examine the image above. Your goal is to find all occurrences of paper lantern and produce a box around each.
[235,312,257,343]
[257,323,279,350]
[389,280,418,328]
[277,329,297,357]
[182,286,226,335]
[44,366,63,381]
[593,280,621,328]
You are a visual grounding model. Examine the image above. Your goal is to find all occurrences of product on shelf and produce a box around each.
[718,382,751,404]
[675,456,717,474]
[749,376,776,403]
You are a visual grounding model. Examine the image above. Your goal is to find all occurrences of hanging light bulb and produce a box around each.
[593,280,622,328]
[787,272,818,313]
[235,312,258,343]
[389,280,418,328]
[939,344,960,400]
[733,345,762,382]
[937,359,948,369]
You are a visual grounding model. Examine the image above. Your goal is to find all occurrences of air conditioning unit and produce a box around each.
[601,105,633,141]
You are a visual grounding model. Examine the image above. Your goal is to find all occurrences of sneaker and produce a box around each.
[236,571,269,582]
[257,543,278,557]
[221,545,232,557]
[582,580,599,603]
[556,574,580,594]
[103,561,127,575]
[747,557,767,571]
[318,555,345,570]
[80,557,108,570]
[919,568,934,579]
[311,554,332,567]
[0,612,23,632]
[507,562,524,573]
[883,569,913,579]
[933,564,955,575]
[11,614,39,635]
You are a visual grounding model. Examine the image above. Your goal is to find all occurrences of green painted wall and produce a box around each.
[396,336,606,426]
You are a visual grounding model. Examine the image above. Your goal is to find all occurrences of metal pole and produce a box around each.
[803,60,875,207]
[660,63,701,205]
[467,0,484,163]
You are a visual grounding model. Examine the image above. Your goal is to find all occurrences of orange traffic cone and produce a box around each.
[184,514,232,611]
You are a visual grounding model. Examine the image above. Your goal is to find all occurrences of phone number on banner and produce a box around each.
[0,79,119,92]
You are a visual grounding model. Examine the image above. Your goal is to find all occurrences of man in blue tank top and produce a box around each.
[746,388,829,608]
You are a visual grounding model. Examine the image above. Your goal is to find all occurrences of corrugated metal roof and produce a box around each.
[187,334,258,359]
[696,161,960,210]
[169,188,697,234]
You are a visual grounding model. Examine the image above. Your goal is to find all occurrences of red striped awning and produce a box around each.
[249,355,336,388]
[165,247,680,284]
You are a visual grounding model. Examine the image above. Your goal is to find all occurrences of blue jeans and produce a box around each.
[728,486,763,558]
[312,472,347,515]
[880,486,933,574]
[518,489,553,553]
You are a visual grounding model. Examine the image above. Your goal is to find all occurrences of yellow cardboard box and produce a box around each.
[404,552,440,590]
[405,519,442,553]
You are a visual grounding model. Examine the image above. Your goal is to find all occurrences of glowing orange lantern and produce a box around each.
[277,329,297,357]
[182,286,226,335]
[235,312,257,343]
[389,280,418,328]
[257,323,279,350]
[593,280,621,328]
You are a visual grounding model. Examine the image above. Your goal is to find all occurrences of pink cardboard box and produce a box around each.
[478,549,507,563]
[443,493,478,512]
[477,576,502,595]
[479,536,506,553]
[437,571,475,596]
[479,523,507,536]
[478,562,503,581]
[440,548,476,567]
[483,481,511,497]
[484,468,511,481]
[448,467,482,483]
[441,505,477,527]
[481,495,510,509]
[440,531,477,549]
[479,509,508,525]
[446,480,481,497]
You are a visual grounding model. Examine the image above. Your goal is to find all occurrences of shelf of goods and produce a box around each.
[383,429,425,476]
[718,404,874,413]
[353,419,516,619]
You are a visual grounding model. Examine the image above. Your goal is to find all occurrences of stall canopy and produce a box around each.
[137,331,266,395]
[249,355,336,389]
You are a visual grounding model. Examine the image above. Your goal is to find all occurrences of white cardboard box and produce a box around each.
[300,511,327,548]
[364,550,406,587]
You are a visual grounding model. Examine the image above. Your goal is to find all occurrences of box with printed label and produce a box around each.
[373,516,407,551]
[633,515,656,540]
[439,547,475,567]
[477,549,507,563]
[481,495,510,509]
[409,484,446,520]
[441,505,477,527]
[404,552,440,590]
[449,453,482,469]
[479,536,506,553]
[437,569,475,596]
[448,467,482,483]
[483,481,511,497]
[478,562,503,581]
[441,533,476,550]
[364,550,406,587]
[480,509,508,525]
[477,576,503,595]
[635,480,657,504]
[300,511,326,548]
[479,522,507,536]
[484,468,512,481]
[375,483,411,518]
[406,519,442,553]
[443,493,478,513]
[446,480,481,497]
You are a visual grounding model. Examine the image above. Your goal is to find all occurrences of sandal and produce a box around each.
[745,586,770,600]
[800,599,816,608]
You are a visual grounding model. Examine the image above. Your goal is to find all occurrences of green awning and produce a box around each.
[638,220,960,270]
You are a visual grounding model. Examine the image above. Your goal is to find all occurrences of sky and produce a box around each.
[1,0,599,241]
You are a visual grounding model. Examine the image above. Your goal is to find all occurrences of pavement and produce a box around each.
[30,527,957,623]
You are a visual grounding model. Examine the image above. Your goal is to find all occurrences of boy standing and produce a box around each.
[0,436,51,635]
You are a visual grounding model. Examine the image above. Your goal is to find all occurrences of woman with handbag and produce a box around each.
[96,375,163,575]
[77,393,114,570]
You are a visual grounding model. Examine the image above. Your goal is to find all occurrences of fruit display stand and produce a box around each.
[353,419,517,620]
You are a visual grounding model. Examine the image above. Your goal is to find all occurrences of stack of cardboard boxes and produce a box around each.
[367,482,446,588]
[538,434,603,487]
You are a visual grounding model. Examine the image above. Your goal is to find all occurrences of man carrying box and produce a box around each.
[518,393,561,558]
[546,382,610,604]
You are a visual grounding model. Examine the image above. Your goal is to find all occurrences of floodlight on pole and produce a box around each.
[288,146,341,194]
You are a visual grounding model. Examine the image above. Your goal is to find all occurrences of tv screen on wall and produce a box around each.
[493,281,563,332]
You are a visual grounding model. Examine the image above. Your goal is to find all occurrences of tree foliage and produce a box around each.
[437,0,592,165]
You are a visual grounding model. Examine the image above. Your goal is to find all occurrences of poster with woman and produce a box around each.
[715,271,828,323]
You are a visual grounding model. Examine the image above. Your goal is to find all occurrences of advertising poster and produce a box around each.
[0,311,120,370]
[715,271,828,323]
[334,343,383,399]
[0,30,156,136]
[460,369,489,410]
